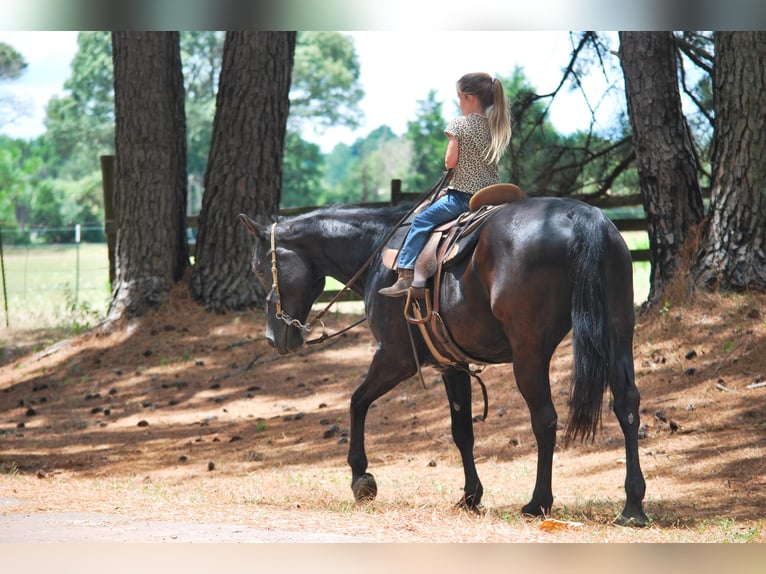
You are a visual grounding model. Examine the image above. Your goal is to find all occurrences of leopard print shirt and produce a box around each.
[444,113,499,195]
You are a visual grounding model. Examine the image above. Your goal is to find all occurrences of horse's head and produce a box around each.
[239,213,326,354]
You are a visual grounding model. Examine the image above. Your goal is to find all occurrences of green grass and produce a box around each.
[622,230,650,304]
[0,242,110,330]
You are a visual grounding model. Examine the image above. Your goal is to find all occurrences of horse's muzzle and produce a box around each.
[268,324,304,355]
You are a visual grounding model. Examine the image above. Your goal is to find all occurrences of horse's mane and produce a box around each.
[277,203,414,247]
[279,203,412,222]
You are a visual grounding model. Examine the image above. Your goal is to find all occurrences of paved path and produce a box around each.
[0,498,371,543]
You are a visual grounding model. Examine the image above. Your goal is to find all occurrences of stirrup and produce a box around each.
[404,287,432,325]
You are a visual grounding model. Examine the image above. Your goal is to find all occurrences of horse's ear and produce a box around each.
[238,213,268,241]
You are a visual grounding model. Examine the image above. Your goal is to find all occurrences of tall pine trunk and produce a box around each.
[692,32,766,291]
[109,32,188,320]
[618,32,704,307]
[191,32,296,311]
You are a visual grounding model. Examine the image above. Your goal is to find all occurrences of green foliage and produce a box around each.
[322,126,411,205]
[282,132,327,208]
[403,89,447,193]
[0,136,43,228]
[697,517,763,543]
[0,42,27,80]
[289,31,364,133]
[180,31,223,181]
[675,32,714,179]
[0,43,29,133]
[322,143,355,196]
[0,138,25,223]
[0,132,106,237]
[63,282,102,335]
[181,31,224,100]
[44,32,114,180]
[499,67,594,194]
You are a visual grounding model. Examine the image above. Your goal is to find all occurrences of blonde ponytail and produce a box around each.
[457,73,512,165]
[485,78,512,164]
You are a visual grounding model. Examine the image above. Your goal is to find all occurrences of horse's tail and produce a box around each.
[565,208,613,443]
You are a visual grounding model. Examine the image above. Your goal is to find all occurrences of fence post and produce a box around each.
[75,223,81,306]
[0,224,8,327]
[391,179,402,205]
[101,155,116,286]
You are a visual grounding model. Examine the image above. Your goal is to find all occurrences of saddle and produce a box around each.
[383,182,524,367]
[382,183,523,280]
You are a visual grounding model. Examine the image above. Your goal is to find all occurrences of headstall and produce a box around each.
[269,222,367,345]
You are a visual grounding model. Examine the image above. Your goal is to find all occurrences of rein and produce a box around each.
[269,170,453,346]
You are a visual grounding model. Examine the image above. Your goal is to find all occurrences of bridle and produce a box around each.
[269,222,367,345]
[269,221,315,333]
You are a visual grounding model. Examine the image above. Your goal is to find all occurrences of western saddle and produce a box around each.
[382,182,523,368]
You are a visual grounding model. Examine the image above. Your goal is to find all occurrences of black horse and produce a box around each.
[240,197,648,526]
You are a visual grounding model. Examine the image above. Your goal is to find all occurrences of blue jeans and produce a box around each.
[397,189,471,269]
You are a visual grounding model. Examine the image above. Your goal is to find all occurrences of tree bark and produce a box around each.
[618,32,705,307]
[191,32,296,311]
[692,32,766,292]
[109,32,188,320]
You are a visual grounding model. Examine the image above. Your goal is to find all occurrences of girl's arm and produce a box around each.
[444,134,459,169]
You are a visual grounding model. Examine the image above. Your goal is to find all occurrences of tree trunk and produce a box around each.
[692,32,766,291]
[109,32,188,320]
[191,32,296,311]
[618,32,705,307]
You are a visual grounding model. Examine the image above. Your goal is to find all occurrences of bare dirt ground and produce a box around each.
[0,285,764,543]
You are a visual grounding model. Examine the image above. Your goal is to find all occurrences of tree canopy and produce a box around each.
[0,42,29,131]
[0,42,27,80]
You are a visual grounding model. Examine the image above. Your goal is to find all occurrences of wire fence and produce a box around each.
[0,225,111,330]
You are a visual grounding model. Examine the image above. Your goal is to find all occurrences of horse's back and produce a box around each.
[476,197,617,275]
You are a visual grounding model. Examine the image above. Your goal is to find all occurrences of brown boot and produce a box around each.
[379,268,414,298]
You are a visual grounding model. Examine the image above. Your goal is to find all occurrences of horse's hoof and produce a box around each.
[351,473,378,502]
[615,513,649,528]
[521,502,549,517]
[456,494,485,514]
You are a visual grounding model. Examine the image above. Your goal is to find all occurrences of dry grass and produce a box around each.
[0,287,765,542]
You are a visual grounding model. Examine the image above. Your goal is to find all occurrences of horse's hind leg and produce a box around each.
[512,354,557,517]
[348,347,416,503]
[442,368,483,511]
[611,346,648,526]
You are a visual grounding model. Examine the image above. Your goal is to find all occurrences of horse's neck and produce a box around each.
[301,214,388,286]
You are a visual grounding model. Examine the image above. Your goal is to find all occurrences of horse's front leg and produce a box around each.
[442,368,483,512]
[348,346,416,503]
